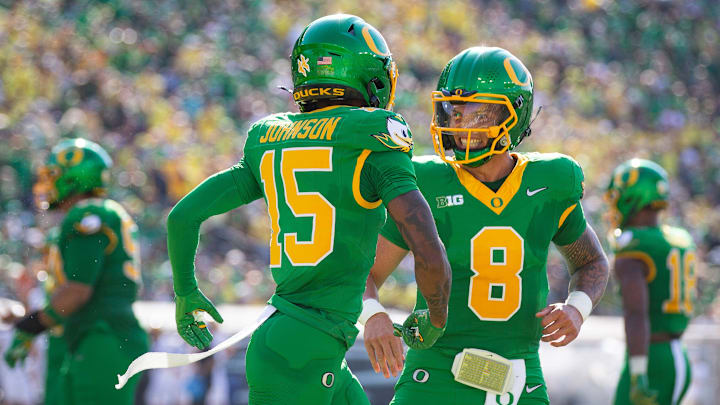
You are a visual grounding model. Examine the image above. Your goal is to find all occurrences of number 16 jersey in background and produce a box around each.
[382,152,587,359]
[612,225,697,334]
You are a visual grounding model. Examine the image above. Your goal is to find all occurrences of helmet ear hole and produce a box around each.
[366,79,383,107]
[369,95,380,107]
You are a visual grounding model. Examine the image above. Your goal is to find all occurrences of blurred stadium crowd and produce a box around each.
[1,1,720,401]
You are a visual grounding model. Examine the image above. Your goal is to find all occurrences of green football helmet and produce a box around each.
[33,138,113,210]
[605,158,669,228]
[431,47,534,167]
[291,14,397,112]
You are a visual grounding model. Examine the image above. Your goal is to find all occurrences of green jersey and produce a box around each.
[58,198,146,351]
[612,225,696,334]
[241,106,417,322]
[382,152,587,359]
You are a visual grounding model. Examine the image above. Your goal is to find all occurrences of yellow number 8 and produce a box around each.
[469,226,524,321]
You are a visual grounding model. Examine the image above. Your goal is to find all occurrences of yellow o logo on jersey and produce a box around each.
[490,197,504,208]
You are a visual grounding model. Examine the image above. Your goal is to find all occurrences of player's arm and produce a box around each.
[538,225,609,347]
[386,191,451,329]
[615,256,650,356]
[5,233,103,367]
[167,161,262,349]
[559,226,610,307]
[361,235,408,378]
[615,256,657,403]
[360,150,451,330]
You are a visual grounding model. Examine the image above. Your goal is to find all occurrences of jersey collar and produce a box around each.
[451,153,529,215]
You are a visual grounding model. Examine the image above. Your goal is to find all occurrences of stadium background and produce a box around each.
[0,0,718,404]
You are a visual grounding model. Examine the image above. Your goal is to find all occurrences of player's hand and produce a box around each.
[3,330,34,367]
[174,288,224,350]
[393,309,445,350]
[630,374,659,405]
[364,312,404,378]
[536,303,583,347]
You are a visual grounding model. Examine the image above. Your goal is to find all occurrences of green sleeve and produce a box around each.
[552,201,588,246]
[230,158,264,202]
[61,234,107,285]
[359,150,418,205]
[379,213,409,250]
[167,164,262,296]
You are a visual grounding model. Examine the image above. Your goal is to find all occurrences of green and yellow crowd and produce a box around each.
[1,0,719,317]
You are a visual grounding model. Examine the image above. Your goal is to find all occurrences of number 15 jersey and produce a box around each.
[241,106,418,323]
[382,152,588,359]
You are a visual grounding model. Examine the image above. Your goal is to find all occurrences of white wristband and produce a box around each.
[358,298,387,326]
[565,291,592,321]
[629,355,648,375]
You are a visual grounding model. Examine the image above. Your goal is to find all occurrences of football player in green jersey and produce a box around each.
[4,138,148,404]
[360,47,610,405]
[167,14,451,404]
[42,228,70,405]
[607,159,696,405]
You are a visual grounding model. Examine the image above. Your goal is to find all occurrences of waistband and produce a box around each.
[406,346,541,370]
[650,332,683,343]
[268,294,359,350]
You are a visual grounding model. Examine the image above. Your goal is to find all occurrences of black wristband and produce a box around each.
[15,310,47,335]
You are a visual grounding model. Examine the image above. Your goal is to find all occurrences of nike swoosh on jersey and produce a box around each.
[526,187,548,196]
[525,384,543,393]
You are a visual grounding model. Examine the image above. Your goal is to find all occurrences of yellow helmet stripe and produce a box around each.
[503,57,529,86]
[361,26,390,56]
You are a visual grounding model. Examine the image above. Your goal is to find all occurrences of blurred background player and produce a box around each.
[166,14,451,404]
[3,138,148,404]
[607,159,697,405]
[360,47,609,405]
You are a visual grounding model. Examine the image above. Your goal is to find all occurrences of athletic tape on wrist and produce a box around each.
[358,299,387,326]
[565,291,592,321]
[629,355,648,375]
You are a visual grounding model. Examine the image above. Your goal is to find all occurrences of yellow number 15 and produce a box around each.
[259,147,336,268]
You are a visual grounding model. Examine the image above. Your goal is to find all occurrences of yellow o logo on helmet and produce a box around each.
[361,26,390,57]
[503,57,530,87]
[57,148,85,167]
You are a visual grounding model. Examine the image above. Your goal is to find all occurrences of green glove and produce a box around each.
[392,309,445,350]
[175,288,224,350]
[630,374,659,405]
[4,330,35,367]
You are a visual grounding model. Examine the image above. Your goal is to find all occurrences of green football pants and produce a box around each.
[614,340,691,405]
[245,311,369,405]
[391,348,548,405]
[59,328,145,405]
[45,333,67,405]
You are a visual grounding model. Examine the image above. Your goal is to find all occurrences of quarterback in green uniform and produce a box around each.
[167,14,451,404]
[360,47,610,405]
[4,138,149,404]
[607,159,695,405]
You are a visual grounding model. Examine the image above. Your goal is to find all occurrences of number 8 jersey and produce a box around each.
[381,152,587,359]
[612,225,697,334]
